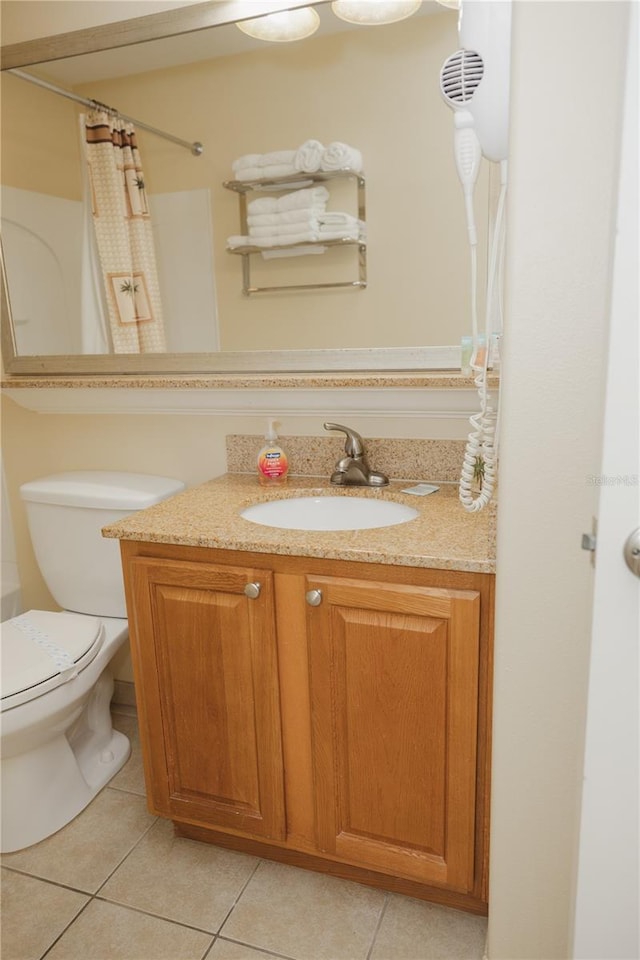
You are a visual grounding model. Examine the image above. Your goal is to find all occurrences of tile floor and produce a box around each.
[1,708,488,960]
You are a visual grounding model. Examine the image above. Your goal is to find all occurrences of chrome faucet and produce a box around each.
[323,422,389,487]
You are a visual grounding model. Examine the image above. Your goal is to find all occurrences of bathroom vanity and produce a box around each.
[105,475,494,916]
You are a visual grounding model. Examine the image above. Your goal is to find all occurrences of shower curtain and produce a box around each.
[84,109,167,353]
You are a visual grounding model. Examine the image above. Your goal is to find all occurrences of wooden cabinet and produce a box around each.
[122,542,493,915]
[306,575,480,894]
[127,556,285,840]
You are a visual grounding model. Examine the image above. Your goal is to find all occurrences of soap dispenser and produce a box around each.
[257,420,289,486]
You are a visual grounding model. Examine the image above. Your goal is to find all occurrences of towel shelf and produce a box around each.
[223,170,366,296]
[227,237,363,255]
[223,169,365,193]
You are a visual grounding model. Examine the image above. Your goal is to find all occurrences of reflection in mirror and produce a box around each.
[0,1,490,373]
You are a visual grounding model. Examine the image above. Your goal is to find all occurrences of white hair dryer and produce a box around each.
[439,0,512,512]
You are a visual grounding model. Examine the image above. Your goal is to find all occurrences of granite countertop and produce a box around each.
[102,474,495,574]
[1,372,497,389]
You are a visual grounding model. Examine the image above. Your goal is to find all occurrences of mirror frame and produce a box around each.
[0,0,457,375]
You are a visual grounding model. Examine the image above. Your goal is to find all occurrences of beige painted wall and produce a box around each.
[0,72,82,199]
[488,2,629,958]
[0,396,462,680]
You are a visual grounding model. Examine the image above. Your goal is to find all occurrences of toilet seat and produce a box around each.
[1,610,104,711]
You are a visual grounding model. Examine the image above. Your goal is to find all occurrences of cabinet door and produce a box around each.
[129,557,285,841]
[306,576,480,893]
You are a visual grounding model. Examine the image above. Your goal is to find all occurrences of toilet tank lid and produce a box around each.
[20,472,185,509]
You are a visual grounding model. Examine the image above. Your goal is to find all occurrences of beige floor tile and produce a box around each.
[0,868,89,960]
[209,939,291,960]
[100,818,259,932]
[1,788,156,893]
[45,899,213,960]
[221,860,385,960]
[110,712,147,796]
[370,894,488,960]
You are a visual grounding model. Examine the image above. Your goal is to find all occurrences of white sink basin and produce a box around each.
[240,496,418,531]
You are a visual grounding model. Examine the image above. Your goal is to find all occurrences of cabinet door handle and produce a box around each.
[306,589,323,607]
[244,582,261,599]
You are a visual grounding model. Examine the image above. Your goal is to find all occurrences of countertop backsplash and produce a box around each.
[226,435,470,484]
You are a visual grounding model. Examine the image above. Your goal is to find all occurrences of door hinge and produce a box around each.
[581,517,598,566]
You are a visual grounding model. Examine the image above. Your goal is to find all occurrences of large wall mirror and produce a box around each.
[0,0,490,374]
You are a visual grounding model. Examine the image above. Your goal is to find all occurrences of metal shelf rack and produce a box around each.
[223,170,366,296]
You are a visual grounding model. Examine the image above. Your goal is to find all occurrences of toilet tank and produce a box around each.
[20,471,186,618]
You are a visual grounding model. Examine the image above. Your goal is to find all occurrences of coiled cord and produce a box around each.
[459,173,507,512]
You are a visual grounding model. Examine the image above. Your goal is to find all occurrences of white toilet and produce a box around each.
[0,471,185,853]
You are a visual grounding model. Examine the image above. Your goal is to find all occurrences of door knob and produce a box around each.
[623,527,640,578]
[306,589,323,606]
[244,582,261,599]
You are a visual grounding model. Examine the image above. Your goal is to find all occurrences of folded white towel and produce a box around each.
[249,219,320,238]
[294,139,324,173]
[227,229,363,250]
[247,206,326,228]
[317,227,364,241]
[232,150,297,172]
[259,150,297,167]
[249,232,321,247]
[226,235,252,249]
[275,186,329,212]
[317,212,360,227]
[232,153,262,172]
[247,186,329,215]
[245,197,277,214]
[261,245,327,260]
[320,141,363,173]
[235,163,298,181]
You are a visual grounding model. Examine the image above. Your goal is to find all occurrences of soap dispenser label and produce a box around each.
[258,448,288,480]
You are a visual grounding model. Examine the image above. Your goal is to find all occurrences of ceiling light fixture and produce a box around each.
[236,7,320,42]
[331,0,422,26]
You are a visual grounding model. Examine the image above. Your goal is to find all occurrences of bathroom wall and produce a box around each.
[0,73,81,200]
[0,396,463,680]
[489,2,629,958]
[1,453,22,620]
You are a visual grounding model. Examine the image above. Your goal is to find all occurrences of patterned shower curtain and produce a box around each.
[84,109,167,353]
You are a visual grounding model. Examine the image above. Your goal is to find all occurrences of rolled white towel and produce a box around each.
[249,219,320,239]
[247,186,329,215]
[320,141,363,173]
[235,163,298,181]
[247,207,326,228]
[294,139,324,173]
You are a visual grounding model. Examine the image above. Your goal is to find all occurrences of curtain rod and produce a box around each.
[9,68,204,156]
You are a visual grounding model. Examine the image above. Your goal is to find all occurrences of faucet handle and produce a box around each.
[323,422,365,457]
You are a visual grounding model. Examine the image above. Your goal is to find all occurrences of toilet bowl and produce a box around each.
[0,471,185,853]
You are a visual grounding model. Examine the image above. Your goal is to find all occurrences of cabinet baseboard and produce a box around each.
[174,820,489,917]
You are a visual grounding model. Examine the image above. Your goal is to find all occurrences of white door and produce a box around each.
[572,8,639,959]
